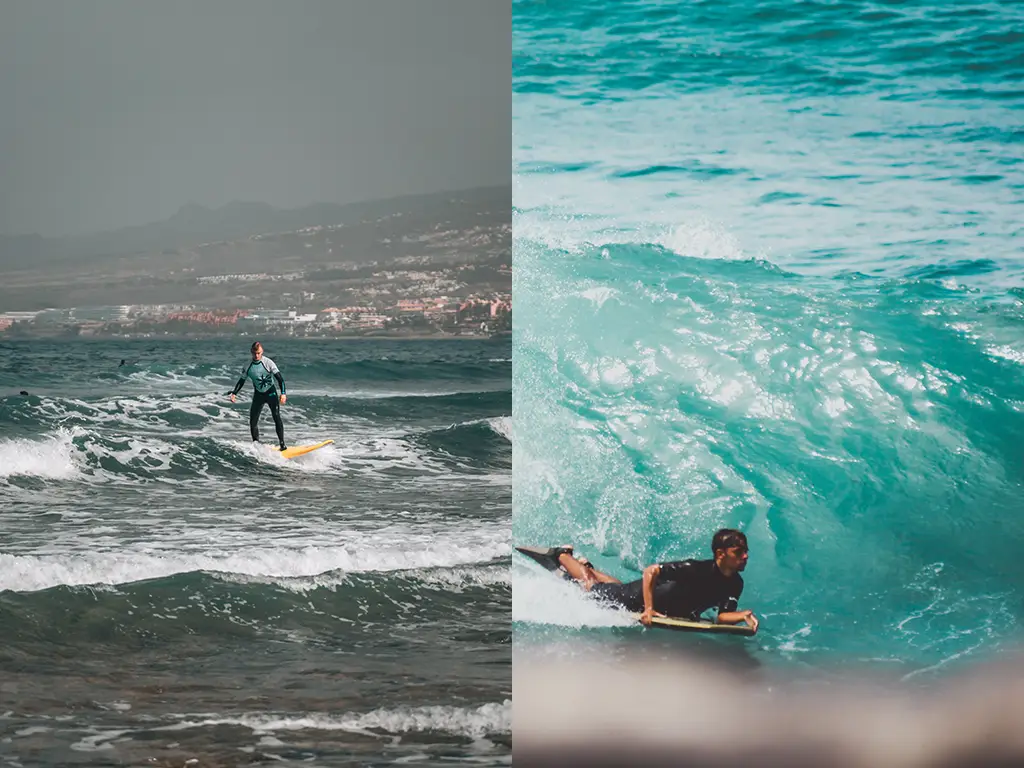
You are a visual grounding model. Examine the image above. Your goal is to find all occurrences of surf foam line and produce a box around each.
[159,700,511,739]
[0,535,510,593]
[219,563,511,593]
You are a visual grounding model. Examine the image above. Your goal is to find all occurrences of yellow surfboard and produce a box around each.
[273,439,334,459]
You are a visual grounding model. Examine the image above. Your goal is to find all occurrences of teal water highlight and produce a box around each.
[513,0,1024,679]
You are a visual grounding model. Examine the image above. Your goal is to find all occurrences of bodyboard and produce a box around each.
[274,439,334,459]
[631,613,756,636]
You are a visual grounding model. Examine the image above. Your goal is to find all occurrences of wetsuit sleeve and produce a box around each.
[231,363,250,395]
[262,357,285,394]
[718,577,743,613]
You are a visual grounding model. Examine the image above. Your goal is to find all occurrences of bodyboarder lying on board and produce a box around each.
[551,528,759,633]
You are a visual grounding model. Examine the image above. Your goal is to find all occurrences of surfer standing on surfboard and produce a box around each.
[229,341,287,451]
[551,529,758,633]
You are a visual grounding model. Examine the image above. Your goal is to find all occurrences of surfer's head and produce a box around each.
[251,341,263,360]
[712,528,748,573]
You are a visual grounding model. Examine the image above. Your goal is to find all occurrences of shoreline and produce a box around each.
[0,331,511,343]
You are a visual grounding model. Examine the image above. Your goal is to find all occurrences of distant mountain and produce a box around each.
[0,185,510,271]
[0,234,49,267]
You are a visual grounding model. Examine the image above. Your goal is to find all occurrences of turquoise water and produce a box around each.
[513,0,1024,680]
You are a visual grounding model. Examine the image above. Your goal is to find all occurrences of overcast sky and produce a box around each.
[0,0,510,236]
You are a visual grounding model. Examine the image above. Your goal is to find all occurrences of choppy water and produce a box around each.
[0,338,511,765]
[513,0,1024,682]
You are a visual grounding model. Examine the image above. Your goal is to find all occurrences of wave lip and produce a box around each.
[488,415,512,442]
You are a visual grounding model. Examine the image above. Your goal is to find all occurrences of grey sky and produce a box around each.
[0,0,510,236]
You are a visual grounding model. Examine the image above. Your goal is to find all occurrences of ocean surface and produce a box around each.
[0,338,511,765]
[513,0,1024,682]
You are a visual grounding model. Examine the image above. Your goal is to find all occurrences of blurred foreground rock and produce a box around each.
[513,652,1024,768]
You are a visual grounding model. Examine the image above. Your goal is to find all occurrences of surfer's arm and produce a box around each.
[638,564,665,624]
[273,371,285,394]
[230,363,250,398]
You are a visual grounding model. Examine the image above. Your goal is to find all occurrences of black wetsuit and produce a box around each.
[232,355,286,449]
[591,558,743,620]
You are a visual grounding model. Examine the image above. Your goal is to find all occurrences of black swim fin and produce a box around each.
[515,546,575,580]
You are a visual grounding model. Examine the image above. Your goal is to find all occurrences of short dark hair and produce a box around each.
[712,528,747,554]
[251,341,262,353]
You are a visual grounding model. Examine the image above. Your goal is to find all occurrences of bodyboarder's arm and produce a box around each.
[717,610,758,631]
[639,564,666,625]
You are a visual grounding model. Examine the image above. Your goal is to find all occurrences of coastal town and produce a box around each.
[0,186,512,339]
[0,291,511,339]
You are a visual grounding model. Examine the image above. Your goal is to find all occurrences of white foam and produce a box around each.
[220,563,509,593]
[985,345,1024,365]
[414,565,511,590]
[221,432,450,476]
[163,700,510,739]
[512,561,636,629]
[488,416,512,442]
[291,386,498,399]
[124,369,225,393]
[658,219,748,262]
[442,415,512,445]
[40,394,233,434]
[14,725,52,736]
[80,432,176,475]
[70,728,130,752]
[0,534,510,593]
[0,431,80,480]
[579,286,619,308]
